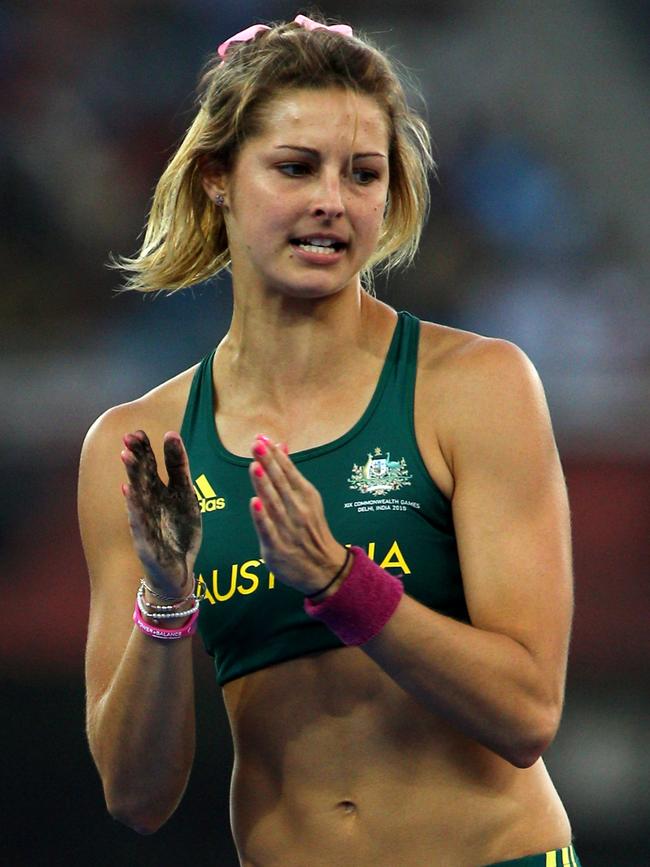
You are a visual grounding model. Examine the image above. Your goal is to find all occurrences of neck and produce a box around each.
[216,285,386,404]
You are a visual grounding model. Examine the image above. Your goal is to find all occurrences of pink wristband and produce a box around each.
[133,599,199,640]
[304,546,404,645]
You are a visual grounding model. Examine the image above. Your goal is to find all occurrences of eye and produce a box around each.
[278,163,311,177]
[352,168,379,185]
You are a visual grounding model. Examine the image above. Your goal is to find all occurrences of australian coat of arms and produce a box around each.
[348,447,412,496]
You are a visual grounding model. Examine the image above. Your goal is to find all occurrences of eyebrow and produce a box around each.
[274,145,387,159]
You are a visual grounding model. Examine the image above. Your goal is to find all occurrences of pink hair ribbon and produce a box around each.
[217,15,353,60]
[293,14,353,37]
[217,24,270,59]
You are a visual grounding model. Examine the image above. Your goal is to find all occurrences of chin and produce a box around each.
[272,275,351,300]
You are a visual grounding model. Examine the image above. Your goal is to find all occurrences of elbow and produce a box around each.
[93,747,192,835]
[506,740,548,770]
[105,793,173,836]
[95,754,192,835]
[502,704,562,769]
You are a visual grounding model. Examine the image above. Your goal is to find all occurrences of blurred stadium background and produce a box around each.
[1,1,648,865]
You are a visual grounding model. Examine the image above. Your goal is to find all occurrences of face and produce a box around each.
[205,87,390,299]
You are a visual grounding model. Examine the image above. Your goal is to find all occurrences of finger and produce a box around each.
[122,429,152,458]
[255,436,310,495]
[261,441,318,526]
[133,430,158,477]
[122,430,160,487]
[249,496,277,548]
[252,438,300,505]
[122,481,141,529]
[272,443,311,492]
[252,441,324,537]
[122,479,157,549]
[163,432,193,491]
[249,460,288,523]
[120,444,146,490]
[133,429,151,447]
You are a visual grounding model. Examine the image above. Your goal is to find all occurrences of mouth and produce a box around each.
[289,236,348,256]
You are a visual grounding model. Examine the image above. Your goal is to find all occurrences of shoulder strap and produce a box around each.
[383,310,420,418]
[180,349,216,447]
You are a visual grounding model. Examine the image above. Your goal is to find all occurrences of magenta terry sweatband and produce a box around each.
[303,546,404,645]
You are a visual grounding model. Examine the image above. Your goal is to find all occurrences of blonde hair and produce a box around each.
[114,17,434,292]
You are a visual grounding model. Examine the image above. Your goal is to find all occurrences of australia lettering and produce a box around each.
[197,559,276,604]
[197,540,410,605]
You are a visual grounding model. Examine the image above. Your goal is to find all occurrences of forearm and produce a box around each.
[87,628,196,833]
[362,594,562,767]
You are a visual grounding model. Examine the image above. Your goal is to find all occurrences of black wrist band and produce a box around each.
[304,548,352,599]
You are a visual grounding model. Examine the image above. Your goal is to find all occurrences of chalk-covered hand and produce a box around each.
[121,430,202,597]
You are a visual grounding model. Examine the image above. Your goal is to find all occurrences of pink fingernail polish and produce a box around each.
[253,498,263,512]
[256,434,271,444]
[253,443,267,457]
[254,464,264,478]
[280,443,289,455]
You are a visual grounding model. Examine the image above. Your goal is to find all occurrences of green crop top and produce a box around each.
[181,311,468,686]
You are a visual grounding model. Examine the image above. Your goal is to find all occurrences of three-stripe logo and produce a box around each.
[193,474,226,513]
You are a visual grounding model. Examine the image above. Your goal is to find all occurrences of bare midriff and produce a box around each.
[223,647,571,867]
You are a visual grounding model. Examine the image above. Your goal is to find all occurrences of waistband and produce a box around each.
[485,844,581,866]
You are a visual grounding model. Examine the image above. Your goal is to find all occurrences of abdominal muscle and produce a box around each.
[222,647,571,867]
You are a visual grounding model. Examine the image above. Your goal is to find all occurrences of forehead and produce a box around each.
[254,87,388,150]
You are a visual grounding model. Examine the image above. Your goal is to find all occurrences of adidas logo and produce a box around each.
[193,474,226,513]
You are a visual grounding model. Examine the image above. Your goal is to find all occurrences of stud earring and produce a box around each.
[214,193,225,206]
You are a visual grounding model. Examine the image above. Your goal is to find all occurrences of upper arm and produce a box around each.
[79,404,151,719]
[440,338,573,704]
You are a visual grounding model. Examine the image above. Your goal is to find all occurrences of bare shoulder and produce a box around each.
[417,321,545,415]
[415,322,553,489]
[418,320,535,379]
[80,364,198,479]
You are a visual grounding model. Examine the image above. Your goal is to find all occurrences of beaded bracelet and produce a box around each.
[136,585,200,620]
[139,576,196,604]
[140,596,192,612]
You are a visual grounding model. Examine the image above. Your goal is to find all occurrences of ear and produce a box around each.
[198,155,229,204]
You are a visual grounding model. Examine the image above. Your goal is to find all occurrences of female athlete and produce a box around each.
[80,14,581,866]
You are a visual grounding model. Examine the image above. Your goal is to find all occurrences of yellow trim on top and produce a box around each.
[546,852,557,867]
[569,845,578,867]
[561,847,571,866]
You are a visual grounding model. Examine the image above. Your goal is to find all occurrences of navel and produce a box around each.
[336,799,358,816]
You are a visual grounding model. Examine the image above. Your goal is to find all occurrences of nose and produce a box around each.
[310,171,344,219]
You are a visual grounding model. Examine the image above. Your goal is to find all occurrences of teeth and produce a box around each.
[302,237,336,246]
[298,243,338,255]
